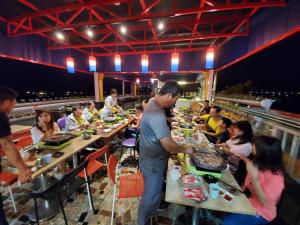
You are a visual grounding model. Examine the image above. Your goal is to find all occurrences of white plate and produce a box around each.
[103,128,112,133]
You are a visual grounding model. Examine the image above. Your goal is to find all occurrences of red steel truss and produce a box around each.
[5,0,286,56]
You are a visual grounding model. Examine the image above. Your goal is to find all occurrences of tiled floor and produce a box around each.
[2,150,178,225]
[3,149,221,225]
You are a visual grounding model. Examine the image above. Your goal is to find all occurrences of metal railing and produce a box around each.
[213,102,300,181]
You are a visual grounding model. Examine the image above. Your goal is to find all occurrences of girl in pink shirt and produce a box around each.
[224,136,285,225]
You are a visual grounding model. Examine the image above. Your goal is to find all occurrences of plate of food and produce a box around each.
[103,128,112,133]
[179,174,203,187]
[105,117,117,122]
[111,124,119,129]
[182,186,209,202]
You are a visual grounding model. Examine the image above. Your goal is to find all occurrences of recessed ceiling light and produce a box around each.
[158,22,164,30]
[114,2,120,6]
[55,31,65,40]
[120,25,127,34]
[86,28,94,38]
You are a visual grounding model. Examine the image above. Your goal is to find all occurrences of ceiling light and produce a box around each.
[120,25,127,34]
[158,22,164,30]
[55,31,65,40]
[114,2,120,6]
[86,28,94,38]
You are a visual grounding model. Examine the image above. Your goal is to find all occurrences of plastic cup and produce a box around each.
[209,183,219,199]
[43,153,52,164]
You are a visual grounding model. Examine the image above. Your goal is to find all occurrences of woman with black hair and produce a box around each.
[217,120,253,157]
[224,136,285,225]
[31,110,60,144]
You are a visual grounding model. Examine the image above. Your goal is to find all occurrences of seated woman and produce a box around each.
[83,101,100,123]
[217,120,253,157]
[224,136,285,225]
[217,120,253,182]
[31,110,61,144]
[65,106,89,132]
[217,117,233,144]
[125,104,143,138]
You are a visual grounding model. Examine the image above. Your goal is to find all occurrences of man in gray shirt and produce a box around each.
[137,81,193,225]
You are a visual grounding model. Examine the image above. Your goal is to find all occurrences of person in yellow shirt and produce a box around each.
[197,106,223,143]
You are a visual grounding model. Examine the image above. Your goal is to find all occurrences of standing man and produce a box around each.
[0,86,32,225]
[137,81,193,225]
[101,89,123,119]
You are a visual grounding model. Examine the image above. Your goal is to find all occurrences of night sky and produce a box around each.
[0,57,127,97]
[217,32,300,92]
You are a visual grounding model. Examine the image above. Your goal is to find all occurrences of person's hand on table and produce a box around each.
[19,167,33,183]
[37,121,46,131]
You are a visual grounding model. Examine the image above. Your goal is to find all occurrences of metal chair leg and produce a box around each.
[86,182,95,212]
[58,193,68,225]
[110,184,117,225]
[8,185,17,213]
[33,198,40,225]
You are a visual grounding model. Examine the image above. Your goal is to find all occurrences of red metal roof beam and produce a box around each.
[189,0,206,49]
[139,0,161,50]
[94,46,209,56]
[49,31,249,49]
[8,1,286,37]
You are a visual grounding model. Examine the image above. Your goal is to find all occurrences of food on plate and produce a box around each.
[192,152,226,170]
[182,187,208,202]
[180,174,202,186]
[224,194,233,201]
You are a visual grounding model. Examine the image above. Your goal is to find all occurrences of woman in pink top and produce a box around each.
[224,136,284,225]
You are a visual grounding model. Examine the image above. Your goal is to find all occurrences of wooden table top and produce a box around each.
[3,118,134,179]
[29,118,134,178]
[165,159,256,215]
[30,135,102,179]
[11,125,31,134]
[100,118,135,139]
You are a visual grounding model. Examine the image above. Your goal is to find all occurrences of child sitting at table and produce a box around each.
[217,120,253,184]
[223,135,285,225]
[124,104,143,138]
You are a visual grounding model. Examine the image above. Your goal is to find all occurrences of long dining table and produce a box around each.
[2,118,135,221]
[165,130,256,225]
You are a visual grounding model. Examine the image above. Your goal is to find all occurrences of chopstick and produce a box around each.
[218,179,244,194]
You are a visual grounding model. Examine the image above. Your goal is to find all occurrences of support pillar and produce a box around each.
[94,72,99,102]
[122,80,125,95]
[207,70,214,102]
[133,81,137,97]
[94,72,104,103]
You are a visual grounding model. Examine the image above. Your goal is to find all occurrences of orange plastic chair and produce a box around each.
[0,172,18,213]
[107,154,144,225]
[14,135,33,150]
[78,145,109,179]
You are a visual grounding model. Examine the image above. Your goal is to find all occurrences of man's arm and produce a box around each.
[0,136,32,182]
[160,136,193,154]
[201,130,219,137]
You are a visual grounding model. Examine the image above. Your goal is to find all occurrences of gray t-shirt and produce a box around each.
[139,99,171,171]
